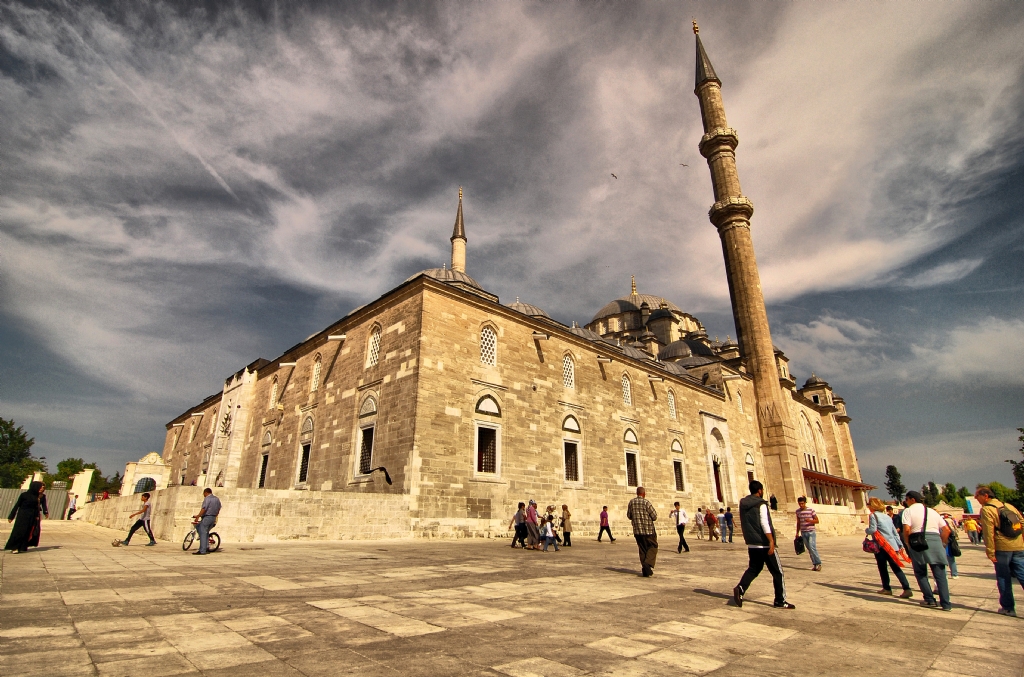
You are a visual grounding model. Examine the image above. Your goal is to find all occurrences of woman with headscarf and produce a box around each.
[6,481,49,553]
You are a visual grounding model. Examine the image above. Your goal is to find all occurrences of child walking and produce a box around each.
[113,493,157,547]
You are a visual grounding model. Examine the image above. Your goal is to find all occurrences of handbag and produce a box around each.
[947,533,961,558]
[794,535,805,555]
[907,505,930,553]
[862,536,881,554]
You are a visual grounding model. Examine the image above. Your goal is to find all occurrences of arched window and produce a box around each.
[671,439,685,492]
[475,395,501,416]
[366,326,382,368]
[562,415,581,433]
[621,374,632,407]
[736,390,744,413]
[359,396,378,418]
[310,354,322,392]
[133,477,156,494]
[667,390,677,420]
[480,326,497,366]
[562,354,575,389]
[623,428,639,487]
[623,429,638,445]
[297,416,314,484]
[259,431,272,488]
[269,377,278,409]
[262,430,273,446]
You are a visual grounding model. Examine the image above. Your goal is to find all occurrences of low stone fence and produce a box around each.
[75,486,413,544]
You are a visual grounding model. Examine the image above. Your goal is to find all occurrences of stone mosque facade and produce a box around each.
[149,28,872,538]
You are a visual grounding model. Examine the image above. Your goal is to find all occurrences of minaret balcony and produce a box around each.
[699,127,739,157]
[708,196,754,226]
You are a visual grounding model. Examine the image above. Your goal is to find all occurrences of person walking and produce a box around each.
[509,502,527,548]
[942,513,960,578]
[975,486,1024,616]
[963,516,979,545]
[723,507,735,543]
[560,505,573,547]
[733,480,794,609]
[525,499,541,550]
[694,508,706,540]
[669,502,690,553]
[769,494,778,511]
[598,506,616,543]
[901,491,952,611]
[541,515,560,551]
[626,487,658,577]
[717,509,728,544]
[113,492,157,547]
[706,509,719,541]
[865,497,913,598]
[5,481,48,554]
[795,497,823,571]
[66,494,78,520]
[191,488,221,556]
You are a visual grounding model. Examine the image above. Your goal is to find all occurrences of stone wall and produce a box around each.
[74,486,413,543]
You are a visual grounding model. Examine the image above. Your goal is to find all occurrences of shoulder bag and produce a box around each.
[908,505,930,553]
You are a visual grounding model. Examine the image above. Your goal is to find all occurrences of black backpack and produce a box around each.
[998,505,1023,539]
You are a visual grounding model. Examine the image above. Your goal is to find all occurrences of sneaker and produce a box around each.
[941,605,952,612]
[812,564,822,572]
[997,608,1017,617]
[774,602,796,609]
[899,590,914,599]
[732,585,744,608]
[920,600,939,608]
[146,542,157,547]
[878,589,893,595]
[950,575,958,579]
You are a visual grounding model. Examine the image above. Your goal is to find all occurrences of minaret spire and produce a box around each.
[693,27,802,506]
[450,187,467,273]
[630,275,637,296]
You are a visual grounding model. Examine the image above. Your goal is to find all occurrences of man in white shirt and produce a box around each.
[695,509,706,540]
[901,491,952,611]
[670,501,690,553]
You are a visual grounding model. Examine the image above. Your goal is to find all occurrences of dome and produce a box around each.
[647,308,676,323]
[659,361,689,376]
[659,340,693,360]
[568,325,604,342]
[804,373,829,388]
[681,338,716,357]
[620,344,654,362]
[406,267,484,289]
[591,293,682,323]
[675,354,717,367]
[507,298,551,319]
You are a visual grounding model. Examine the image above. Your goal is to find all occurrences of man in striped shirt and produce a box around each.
[795,497,822,571]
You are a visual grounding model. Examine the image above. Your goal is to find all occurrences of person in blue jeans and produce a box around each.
[976,486,1024,616]
[795,497,822,571]
[724,507,735,543]
[192,488,221,555]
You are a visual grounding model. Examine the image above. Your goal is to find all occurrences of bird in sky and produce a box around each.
[611,173,618,179]
[679,163,688,167]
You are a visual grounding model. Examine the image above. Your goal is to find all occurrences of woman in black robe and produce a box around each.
[6,481,48,553]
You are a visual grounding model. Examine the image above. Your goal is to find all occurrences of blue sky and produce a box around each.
[1,1,1022,493]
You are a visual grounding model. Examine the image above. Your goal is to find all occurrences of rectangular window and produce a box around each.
[298,443,311,483]
[822,458,829,475]
[625,451,638,488]
[673,460,685,492]
[477,426,497,474]
[564,442,579,482]
[258,454,270,488]
[359,426,375,475]
[812,395,820,404]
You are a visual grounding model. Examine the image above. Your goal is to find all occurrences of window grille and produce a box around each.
[673,460,685,492]
[133,477,156,494]
[367,327,382,367]
[621,374,632,406]
[298,443,311,483]
[269,378,278,409]
[311,355,322,392]
[480,326,497,366]
[625,452,639,487]
[477,426,497,473]
[359,397,378,417]
[668,390,677,420]
[562,354,575,389]
[359,427,374,475]
[258,454,269,488]
[564,442,579,482]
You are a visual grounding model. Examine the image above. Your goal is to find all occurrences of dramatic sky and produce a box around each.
[2,1,1022,494]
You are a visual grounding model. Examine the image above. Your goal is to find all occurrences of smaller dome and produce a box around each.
[647,308,675,323]
[675,354,717,367]
[659,340,693,360]
[569,325,604,342]
[659,361,689,376]
[507,298,550,319]
[406,267,484,289]
[804,373,829,388]
[620,344,653,361]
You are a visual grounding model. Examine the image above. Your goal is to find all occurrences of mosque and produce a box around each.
[137,26,872,538]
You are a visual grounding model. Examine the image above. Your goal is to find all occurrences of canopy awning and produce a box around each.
[802,468,875,491]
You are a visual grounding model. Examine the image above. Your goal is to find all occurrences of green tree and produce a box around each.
[940,482,965,508]
[0,418,45,488]
[922,481,941,507]
[884,465,906,501]
[1007,428,1024,494]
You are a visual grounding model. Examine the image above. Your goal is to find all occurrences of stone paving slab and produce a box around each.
[1,521,1020,676]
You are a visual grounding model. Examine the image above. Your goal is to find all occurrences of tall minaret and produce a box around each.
[692,21,803,503]
[450,187,467,273]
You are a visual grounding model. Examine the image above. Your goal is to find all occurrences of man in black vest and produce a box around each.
[733,480,794,609]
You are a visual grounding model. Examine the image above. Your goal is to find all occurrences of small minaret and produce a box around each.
[692,21,802,504]
[450,187,467,273]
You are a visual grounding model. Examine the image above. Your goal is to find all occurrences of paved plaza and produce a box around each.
[1,521,1020,677]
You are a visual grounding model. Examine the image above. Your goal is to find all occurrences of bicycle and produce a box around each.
[182,521,221,552]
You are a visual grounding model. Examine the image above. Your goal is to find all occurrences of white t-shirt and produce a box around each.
[900,503,943,534]
[140,500,152,521]
[676,508,688,526]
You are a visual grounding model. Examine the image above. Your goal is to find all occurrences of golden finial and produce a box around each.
[459,186,463,201]
[692,19,699,35]
[631,275,637,296]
